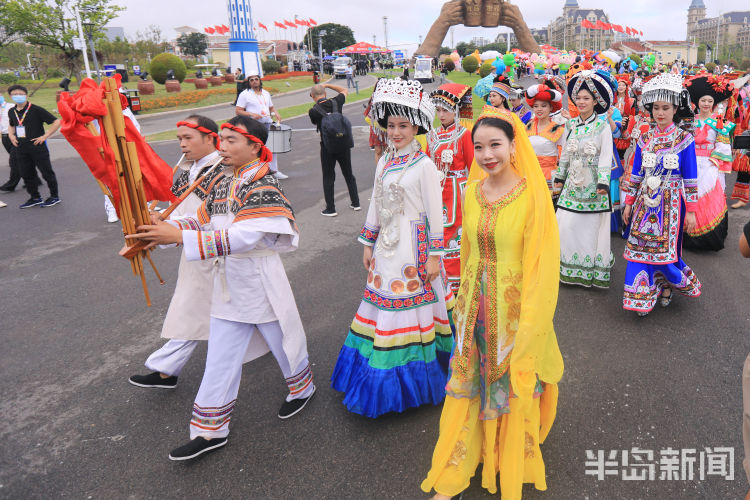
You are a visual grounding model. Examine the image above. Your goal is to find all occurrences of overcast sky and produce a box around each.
[112,0,749,53]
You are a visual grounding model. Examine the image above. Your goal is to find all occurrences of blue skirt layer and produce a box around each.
[331,342,451,418]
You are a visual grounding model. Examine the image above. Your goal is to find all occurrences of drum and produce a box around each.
[267,123,292,154]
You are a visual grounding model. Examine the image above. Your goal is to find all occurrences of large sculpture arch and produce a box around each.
[416,0,541,57]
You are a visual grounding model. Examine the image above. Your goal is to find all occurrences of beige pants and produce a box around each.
[743,353,750,483]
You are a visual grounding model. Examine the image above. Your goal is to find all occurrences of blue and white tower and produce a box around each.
[228,0,263,77]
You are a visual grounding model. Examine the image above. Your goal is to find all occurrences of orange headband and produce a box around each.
[220,123,273,163]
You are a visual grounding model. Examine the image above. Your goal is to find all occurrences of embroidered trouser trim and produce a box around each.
[145,339,200,377]
[731,171,749,203]
[190,317,314,439]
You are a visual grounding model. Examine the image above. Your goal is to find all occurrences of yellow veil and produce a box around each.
[465,105,563,409]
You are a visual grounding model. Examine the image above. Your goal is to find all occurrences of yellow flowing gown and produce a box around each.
[421,107,563,500]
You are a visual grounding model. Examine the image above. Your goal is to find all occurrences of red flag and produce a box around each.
[581,19,596,29]
[284,20,296,28]
[298,20,310,27]
[222,24,230,33]
[612,24,624,33]
[295,18,305,26]
[57,79,176,213]
[275,21,287,29]
[308,18,317,26]
[625,27,632,35]
[258,22,268,31]
[206,27,215,34]
[214,25,222,34]
[595,20,609,30]
[204,28,210,34]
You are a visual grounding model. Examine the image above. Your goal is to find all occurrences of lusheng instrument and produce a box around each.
[99,77,165,306]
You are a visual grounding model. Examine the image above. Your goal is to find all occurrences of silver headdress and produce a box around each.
[369,78,435,135]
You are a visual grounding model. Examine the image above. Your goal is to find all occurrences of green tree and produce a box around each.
[149,53,186,83]
[455,42,477,57]
[461,55,479,73]
[133,25,167,64]
[439,46,452,55]
[176,32,208,59]
[0,1,25,47]
[7,0,123,78]
[98,36,132,64]
[303,23,355,55]
[479,60,494,77]
[697,43,706,64]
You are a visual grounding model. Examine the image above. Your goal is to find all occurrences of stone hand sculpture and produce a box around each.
[417,0,540,57]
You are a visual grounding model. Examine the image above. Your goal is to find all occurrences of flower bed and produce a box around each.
[140,87,235,111]
[263,71,313,81]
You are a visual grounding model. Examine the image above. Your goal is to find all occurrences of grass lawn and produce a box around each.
[21,75,320,116]
[145,83,376,143]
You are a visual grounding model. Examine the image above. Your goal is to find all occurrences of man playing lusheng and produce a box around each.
[130,115,315,461]
[129,115,224,390]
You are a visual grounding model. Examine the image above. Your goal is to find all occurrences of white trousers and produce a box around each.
[145,339,200,377]
[189,317,314,439]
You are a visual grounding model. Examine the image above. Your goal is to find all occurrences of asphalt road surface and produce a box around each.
[1,82,750,499]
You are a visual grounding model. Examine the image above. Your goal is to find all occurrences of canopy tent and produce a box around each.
[333,41,392,55]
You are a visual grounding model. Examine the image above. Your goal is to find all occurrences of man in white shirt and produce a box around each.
[0,94,21,192]
[235,73,288,179]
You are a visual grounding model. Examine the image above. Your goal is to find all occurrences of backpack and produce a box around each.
[314,99,354,153]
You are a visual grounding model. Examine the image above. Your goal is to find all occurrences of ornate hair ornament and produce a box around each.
[370,78,435,135]
[525,84,563,112]
[568,69,615,114]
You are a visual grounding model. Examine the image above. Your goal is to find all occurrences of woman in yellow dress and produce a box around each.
[421,106,563,500]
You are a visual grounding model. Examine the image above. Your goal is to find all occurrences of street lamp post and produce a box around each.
[318,29,327,62]
[383,16,389,51]
[81,14,101,82]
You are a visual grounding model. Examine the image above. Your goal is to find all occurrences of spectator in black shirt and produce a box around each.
[7,85,61,208]
[308,82,360,217]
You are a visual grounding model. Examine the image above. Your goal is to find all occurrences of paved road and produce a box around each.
[1,79,750,499]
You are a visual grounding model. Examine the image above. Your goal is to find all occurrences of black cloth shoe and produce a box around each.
[129,371,178,389]
[0,184,15,192]
[350,204,361,211]
[19,197,43,209]
[169,437,227,461]
[320,208,337,217]
[41,197,61,207]
[278,385,316,419]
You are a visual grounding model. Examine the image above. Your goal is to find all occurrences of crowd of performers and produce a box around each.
[110,61,750,499]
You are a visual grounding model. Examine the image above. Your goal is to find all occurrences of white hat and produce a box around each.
[369,78,435,135]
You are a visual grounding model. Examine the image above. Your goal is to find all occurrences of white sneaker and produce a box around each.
[0,200,6,208]
[106,207,120,223]
[274,171,289,180]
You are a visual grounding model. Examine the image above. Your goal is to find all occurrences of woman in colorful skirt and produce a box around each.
[554,70,615,288]
[421,105,563,500]
[426,83,475,295]
[524,83,565,194]
[682,74,735,250]
[622,73,702,316]
[613,75,636,163]
[730,81,750,209]
[331,79,454,418]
